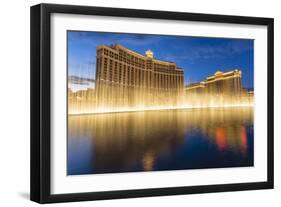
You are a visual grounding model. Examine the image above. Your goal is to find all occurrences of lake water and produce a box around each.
[67,107,254,175]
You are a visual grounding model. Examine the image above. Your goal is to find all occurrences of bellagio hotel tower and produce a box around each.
[95,44,184,110]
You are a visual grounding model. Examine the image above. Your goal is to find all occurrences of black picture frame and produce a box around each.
[30,3,274,204]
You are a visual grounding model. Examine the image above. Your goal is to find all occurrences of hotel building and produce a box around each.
[185,70,243,96]
[183,69,253,107]
[95,44,184,109]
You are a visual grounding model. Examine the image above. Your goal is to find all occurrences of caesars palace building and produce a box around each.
[95,44,184,109]
[185,70,243,96]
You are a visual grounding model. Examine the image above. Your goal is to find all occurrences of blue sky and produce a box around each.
[68,31,254,90]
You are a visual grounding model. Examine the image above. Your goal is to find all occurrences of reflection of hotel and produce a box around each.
[185,70,243,96]
[95,44,184,109]
[68,107,252,173]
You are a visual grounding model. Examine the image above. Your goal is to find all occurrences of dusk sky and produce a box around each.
[68,31,254,91]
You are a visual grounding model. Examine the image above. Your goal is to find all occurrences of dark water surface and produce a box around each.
[67,107,254,175]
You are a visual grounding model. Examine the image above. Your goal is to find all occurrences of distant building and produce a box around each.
[185,70,243,96]
[95,44,184,109]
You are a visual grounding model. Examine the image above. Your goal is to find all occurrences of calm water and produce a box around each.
[67,107,254,175]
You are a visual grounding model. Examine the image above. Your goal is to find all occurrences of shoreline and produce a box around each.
[68,104,254,116]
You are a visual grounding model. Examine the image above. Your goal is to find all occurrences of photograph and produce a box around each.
[30,3,274,203]
[67,31,254,175]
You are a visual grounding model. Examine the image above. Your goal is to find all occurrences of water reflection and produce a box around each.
[68,107,253,175]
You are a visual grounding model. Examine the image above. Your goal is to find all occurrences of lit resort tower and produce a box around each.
[184,69,253,107]
[185,69,242,96]
[95,44,184,110]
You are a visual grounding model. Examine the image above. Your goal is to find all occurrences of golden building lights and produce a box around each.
[95,44,184,110]
[68,45,253,115]
[184,69,253,109]
[185,69,243,95]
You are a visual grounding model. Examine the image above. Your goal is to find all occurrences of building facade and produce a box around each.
[95,44,184,110]
[183,69,253,107]
[185,70,243,96]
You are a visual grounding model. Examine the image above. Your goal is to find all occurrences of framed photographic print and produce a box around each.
[30,3,274,203]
